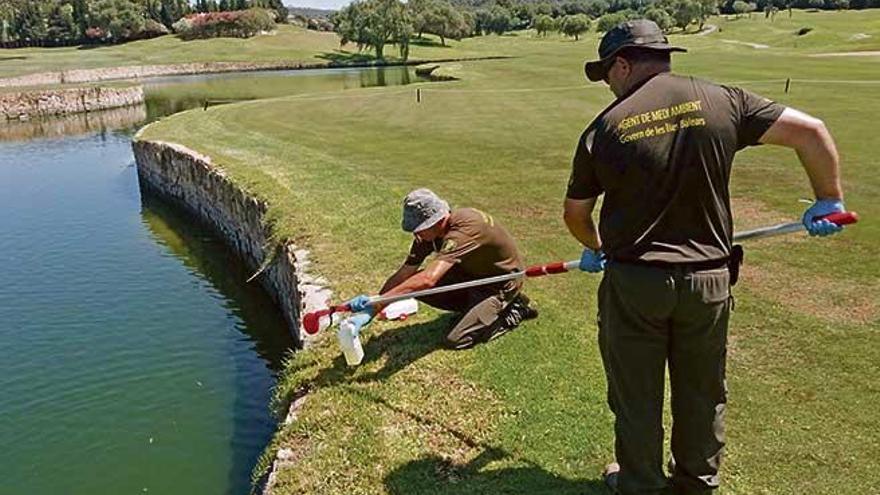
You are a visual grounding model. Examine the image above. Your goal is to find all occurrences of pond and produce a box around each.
[0,65,419,495]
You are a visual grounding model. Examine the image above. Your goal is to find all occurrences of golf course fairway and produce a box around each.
[137,11,879,494]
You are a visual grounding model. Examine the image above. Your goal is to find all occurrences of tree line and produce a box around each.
[332,0,719,60]
[334,0,880,61]
[0,0,287,46]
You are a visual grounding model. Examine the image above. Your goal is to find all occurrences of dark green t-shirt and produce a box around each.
[566,72,785,264]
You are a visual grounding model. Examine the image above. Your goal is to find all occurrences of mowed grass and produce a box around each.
[0,25,491,80]
[138,10,879,494]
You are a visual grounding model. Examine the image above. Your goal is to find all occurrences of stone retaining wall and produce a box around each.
[0,62,323,88]
[132,138,334,494]
[131,138,331,344]
[0,85,144,121]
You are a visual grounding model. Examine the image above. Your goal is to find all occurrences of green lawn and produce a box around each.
[138,10,879,494]
[0,25,490,80]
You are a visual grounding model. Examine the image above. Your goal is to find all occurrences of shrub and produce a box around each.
[236,8,277,36]
[177,8,275,40]
[171,17,192,35]
[138,19,170,39]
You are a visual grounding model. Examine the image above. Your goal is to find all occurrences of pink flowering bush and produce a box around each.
[174,8,276,40]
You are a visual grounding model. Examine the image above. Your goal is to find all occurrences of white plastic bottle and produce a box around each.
[337,318,365,366]
[380,298,419,321]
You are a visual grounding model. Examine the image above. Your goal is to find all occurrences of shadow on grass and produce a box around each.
[304,314,456,390]
[338,380,609,494]
[0,55,28,61]
[317,49,380,65]
[409,37,451,48]
[385,449,609,495]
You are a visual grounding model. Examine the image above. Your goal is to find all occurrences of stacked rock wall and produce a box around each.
[0,85,144,121]
[132,138,331,344]
[0,62,327,88]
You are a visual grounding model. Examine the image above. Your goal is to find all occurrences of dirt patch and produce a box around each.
[731,197,876,325]
[740,262,877,325]
[809,50,880,57]
[732,197,798,231]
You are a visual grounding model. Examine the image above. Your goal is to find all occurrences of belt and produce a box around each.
[608,256,730,272]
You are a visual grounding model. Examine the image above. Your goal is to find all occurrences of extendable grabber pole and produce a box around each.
[301,211,858,335]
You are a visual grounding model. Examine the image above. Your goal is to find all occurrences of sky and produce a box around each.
[286,0,348,10]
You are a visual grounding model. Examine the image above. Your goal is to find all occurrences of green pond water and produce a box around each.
[0,66,419,494]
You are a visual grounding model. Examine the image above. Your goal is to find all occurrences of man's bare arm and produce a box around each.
[374,259,454,313]
[380,264,419,294]
[563,196,602,250]
[759,107,843,200]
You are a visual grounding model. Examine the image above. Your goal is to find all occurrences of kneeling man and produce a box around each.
[349,188,537,349]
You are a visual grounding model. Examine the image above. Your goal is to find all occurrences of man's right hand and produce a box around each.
[579,247,607,273]
[802,199,845,237]
[348,295,374,315]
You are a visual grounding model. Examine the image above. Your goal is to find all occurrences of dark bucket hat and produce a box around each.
[584,19,687,82]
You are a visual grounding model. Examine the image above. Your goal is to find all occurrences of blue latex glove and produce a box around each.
[579,247,607,273]
[348,295,374,315]
[347,312,373,337]
[802,199,845,237]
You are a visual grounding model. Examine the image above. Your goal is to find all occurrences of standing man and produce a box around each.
[563,20,847,494]
[349,188,538,349]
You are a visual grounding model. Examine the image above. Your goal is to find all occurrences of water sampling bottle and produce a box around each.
[337,318,365,366]
[336,299,419,367]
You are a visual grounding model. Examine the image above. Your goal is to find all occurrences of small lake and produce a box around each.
[0,66,419,494]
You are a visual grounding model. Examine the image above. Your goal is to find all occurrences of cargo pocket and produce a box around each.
[691,268,731,305]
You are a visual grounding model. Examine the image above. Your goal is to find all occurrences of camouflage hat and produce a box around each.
[584,19,686,82]
[401,188,450,233]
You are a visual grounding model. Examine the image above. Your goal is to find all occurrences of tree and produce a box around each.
[596,12,626,32]
[559,13,590,40]
[91,0,146,41]
[333,0,411,60]
[533,13,556,36]
[534,2,554,16]
[418,1,468,45]
[407,0,432,37]
[670,0,700,31]
[584,0,611,17]
[511,2,534,29]
[47,2,78,42]
[733,0,757,15]
[825,0,849,8]
[484,5,513,35]
[644,7,675,32]
[695,0,718,29]
[473,5,512,36]
[0,0,17,42]
[16,1,48,42]
[72,0,90,35]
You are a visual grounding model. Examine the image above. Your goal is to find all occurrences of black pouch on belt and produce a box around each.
[729,244,744,286]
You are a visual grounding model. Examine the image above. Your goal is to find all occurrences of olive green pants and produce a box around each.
[417,267,520,349]
[598,262,730,495]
